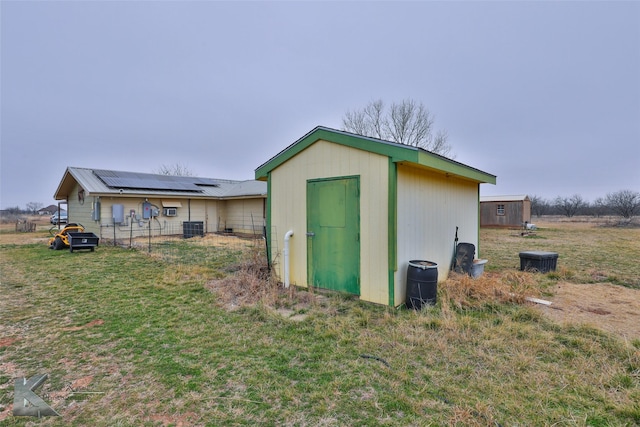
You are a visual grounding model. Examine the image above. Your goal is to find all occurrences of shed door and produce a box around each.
[307,177,360,295]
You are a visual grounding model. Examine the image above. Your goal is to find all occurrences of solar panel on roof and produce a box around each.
[93,169,211,192]
[191,177,220,186]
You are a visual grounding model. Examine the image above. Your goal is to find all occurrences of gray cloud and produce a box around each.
[2,1,638,209]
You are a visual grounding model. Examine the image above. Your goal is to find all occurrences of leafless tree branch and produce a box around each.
[342,98,454,157]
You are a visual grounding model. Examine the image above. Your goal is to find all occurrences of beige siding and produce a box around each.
[66,183,94,231]
[223,198,265,234]
[269,139,389,305]
[205,200,220,233]
[395,164,479,306]
[85,197,262,240]
[92,197,210,240]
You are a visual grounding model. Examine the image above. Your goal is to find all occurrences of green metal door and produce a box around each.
[307,177,360,294]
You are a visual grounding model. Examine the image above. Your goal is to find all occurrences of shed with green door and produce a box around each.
[255,127,496,307]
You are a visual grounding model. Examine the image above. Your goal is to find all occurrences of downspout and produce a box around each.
[283,230,294,288]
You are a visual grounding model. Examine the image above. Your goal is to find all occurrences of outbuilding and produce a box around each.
[480,195,531,228]
[255,127,496,307]
[53,167,267,240]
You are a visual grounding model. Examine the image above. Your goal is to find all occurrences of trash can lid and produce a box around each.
[519,251,558,258]
[409,260,438,270]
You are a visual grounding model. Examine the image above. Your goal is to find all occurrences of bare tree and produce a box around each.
[554,194,586,218]
[530,195,550,218]
[155,162,196,177]
[605,190,640,219]
[343,99,385,139]
[25,202,43,214]
[590,197,608,218]
[342,99,454,157]
[4,206,22,215]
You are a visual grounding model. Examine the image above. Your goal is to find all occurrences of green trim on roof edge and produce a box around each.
[255,126,496,184]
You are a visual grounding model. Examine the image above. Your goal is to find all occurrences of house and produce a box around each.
[38,205,60,216]
[480,195,531,228]
[53,167,267,240]
[255,126,496,307]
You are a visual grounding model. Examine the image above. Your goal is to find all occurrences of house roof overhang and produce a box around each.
[480,195,530,203]
[255,126,497,185]
[53,168,78,200]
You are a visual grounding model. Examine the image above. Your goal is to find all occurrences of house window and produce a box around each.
[497,204,505,216]
[161,200,182,217]
[163,207,178,217]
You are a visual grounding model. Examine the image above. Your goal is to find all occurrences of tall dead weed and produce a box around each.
[205,247,282,308]
[442,271,540,310]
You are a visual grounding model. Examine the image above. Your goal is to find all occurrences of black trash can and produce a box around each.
[519,251,558,273]
[406,260,438,310]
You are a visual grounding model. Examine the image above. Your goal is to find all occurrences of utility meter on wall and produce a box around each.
[142,202,152,219]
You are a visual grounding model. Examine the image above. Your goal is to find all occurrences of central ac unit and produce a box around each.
[163,207,177,217]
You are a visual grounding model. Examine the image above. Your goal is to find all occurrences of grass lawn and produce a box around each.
[1,220,639,426]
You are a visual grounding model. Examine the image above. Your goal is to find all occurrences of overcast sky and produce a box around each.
[1,1,639,210]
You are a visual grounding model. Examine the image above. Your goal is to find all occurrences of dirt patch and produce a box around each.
[0,337,18,347]
[536,282,640,340]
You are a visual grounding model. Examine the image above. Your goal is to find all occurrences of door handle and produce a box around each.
[306,232,315,237]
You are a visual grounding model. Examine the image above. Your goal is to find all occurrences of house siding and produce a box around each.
[480,199,531,227]
[77,198,197,240]
[67,183,94,229]
[223,198,265,234]
[269,139,390,305]
[205,200,220,233]
[395,164,479,306]
[85,197,265,240]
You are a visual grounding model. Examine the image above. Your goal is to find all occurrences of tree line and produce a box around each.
[530,190,640,219]
[1,202,45,215]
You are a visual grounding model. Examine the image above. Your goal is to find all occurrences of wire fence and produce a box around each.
[99,216,265,242]
[101,222,271,272]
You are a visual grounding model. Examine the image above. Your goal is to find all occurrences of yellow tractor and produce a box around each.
[48,223,99,252]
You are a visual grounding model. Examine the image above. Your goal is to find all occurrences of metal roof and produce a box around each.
[480,195,530,202]
[255,126,496,184]
[54,167,266,200]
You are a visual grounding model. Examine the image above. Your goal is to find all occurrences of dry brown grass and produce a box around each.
[0,215,53,245]
[537,282,640,340]
[129,231,258,249]
[205,246,281,308]
[442,270,540,310]
[533,215,640,229]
